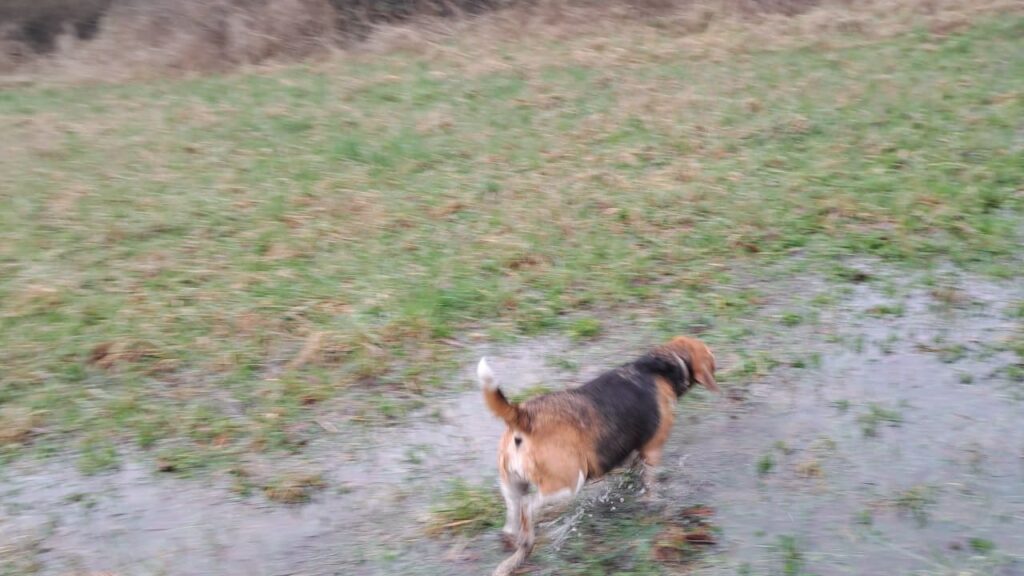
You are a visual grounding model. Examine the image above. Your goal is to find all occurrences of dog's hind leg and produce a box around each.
[499,479,527,549]
[493,472,584,576]
[492,493,536,576]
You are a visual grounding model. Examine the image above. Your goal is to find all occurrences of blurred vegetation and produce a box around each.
[0,3,1021,474]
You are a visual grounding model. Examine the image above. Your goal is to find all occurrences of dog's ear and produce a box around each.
[671,337,719,394]
[691,345,719,393]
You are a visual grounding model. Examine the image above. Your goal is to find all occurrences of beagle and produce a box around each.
[478,336,719,576]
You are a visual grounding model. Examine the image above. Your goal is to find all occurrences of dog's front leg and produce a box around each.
[637,448,662,500]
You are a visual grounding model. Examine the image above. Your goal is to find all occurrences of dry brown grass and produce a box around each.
[370,0,1021,73]
[0,406,40,446]
[262,471,326,503]
[3,0,1019,81]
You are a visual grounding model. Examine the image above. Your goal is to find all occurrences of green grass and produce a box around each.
[780,312,804,327]
[968,537,996,554]
[426,479,503,536]
[77,435,119,474]
[568,317,603,341]
[855,509,874,526]
[866,303,905,317]
[777,535,806,576]
[536,496,707,575]
[509,383,558,403]
[0,15,1022,472]
[892,484,936,526]
[858,403,904,437]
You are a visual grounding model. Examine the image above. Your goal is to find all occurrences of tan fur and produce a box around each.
[483,386,523,429]
[499,392,602,492]
[640,376,678,468]
[662,336,719,393]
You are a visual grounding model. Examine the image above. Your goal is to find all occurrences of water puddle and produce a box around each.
[2,272,1022,575]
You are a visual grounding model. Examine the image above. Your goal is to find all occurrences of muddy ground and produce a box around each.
[3,270,1023,576]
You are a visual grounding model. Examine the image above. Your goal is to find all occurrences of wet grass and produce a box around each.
[262,471,326,504]
[0,13,1022,475]
[892,484,937,526]
[536,496,665,575]
[0,407,38,446]
[77,435,119,475]
[509,383,559,403]
[857,403,904,437]
[425,474,727,575]
[426,479,503,536]
[568,317,603,341]
[969,537,996,554]
[777,535,805,576]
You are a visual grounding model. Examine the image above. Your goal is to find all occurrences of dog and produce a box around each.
[477,335,719,576]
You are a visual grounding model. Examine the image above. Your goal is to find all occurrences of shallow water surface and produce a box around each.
[2,277,1023,575]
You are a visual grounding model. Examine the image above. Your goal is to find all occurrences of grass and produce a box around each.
[777,535,805,576]
[855,509,874,526]
[866,303,905,317]
[77,436,119,474]
[0,12,1022,473]
[509,383,558,403]
[780,312,803,327]
[858,403,904,437]
[937,343,970,364]
[968,537,996,554]
[546,354,580,372]
[539,497,673,575]
[795,459,823,478]
[892,484,936,526]
[427,479,718,574]
[426,479,502,536]
[262,471,326,503]
[568,317,603,341]
[0,407,38,446]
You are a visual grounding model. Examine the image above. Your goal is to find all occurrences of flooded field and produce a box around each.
[3,272,1023,576]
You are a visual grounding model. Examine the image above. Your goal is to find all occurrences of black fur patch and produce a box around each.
[575,366,658,473]
[574,352,694,473]
[633,353,691,396]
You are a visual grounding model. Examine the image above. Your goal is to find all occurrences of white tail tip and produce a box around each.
[477,357,496,390]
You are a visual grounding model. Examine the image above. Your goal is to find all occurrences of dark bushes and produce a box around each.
[0,0,841,73]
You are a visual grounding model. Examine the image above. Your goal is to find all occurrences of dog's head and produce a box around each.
[662,336,719,394]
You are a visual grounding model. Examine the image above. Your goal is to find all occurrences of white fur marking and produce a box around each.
[576,470,586,494]
[500,481,523,535]
[538,487,574,506]
[477,357,497,390]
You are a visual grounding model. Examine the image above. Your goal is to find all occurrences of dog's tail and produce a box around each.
[477,357,526,430]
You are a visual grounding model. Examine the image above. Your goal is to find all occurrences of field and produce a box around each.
[1,3,1023,575]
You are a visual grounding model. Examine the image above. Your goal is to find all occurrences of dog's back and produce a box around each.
[479,336,718,576]
[573,363,668,474]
